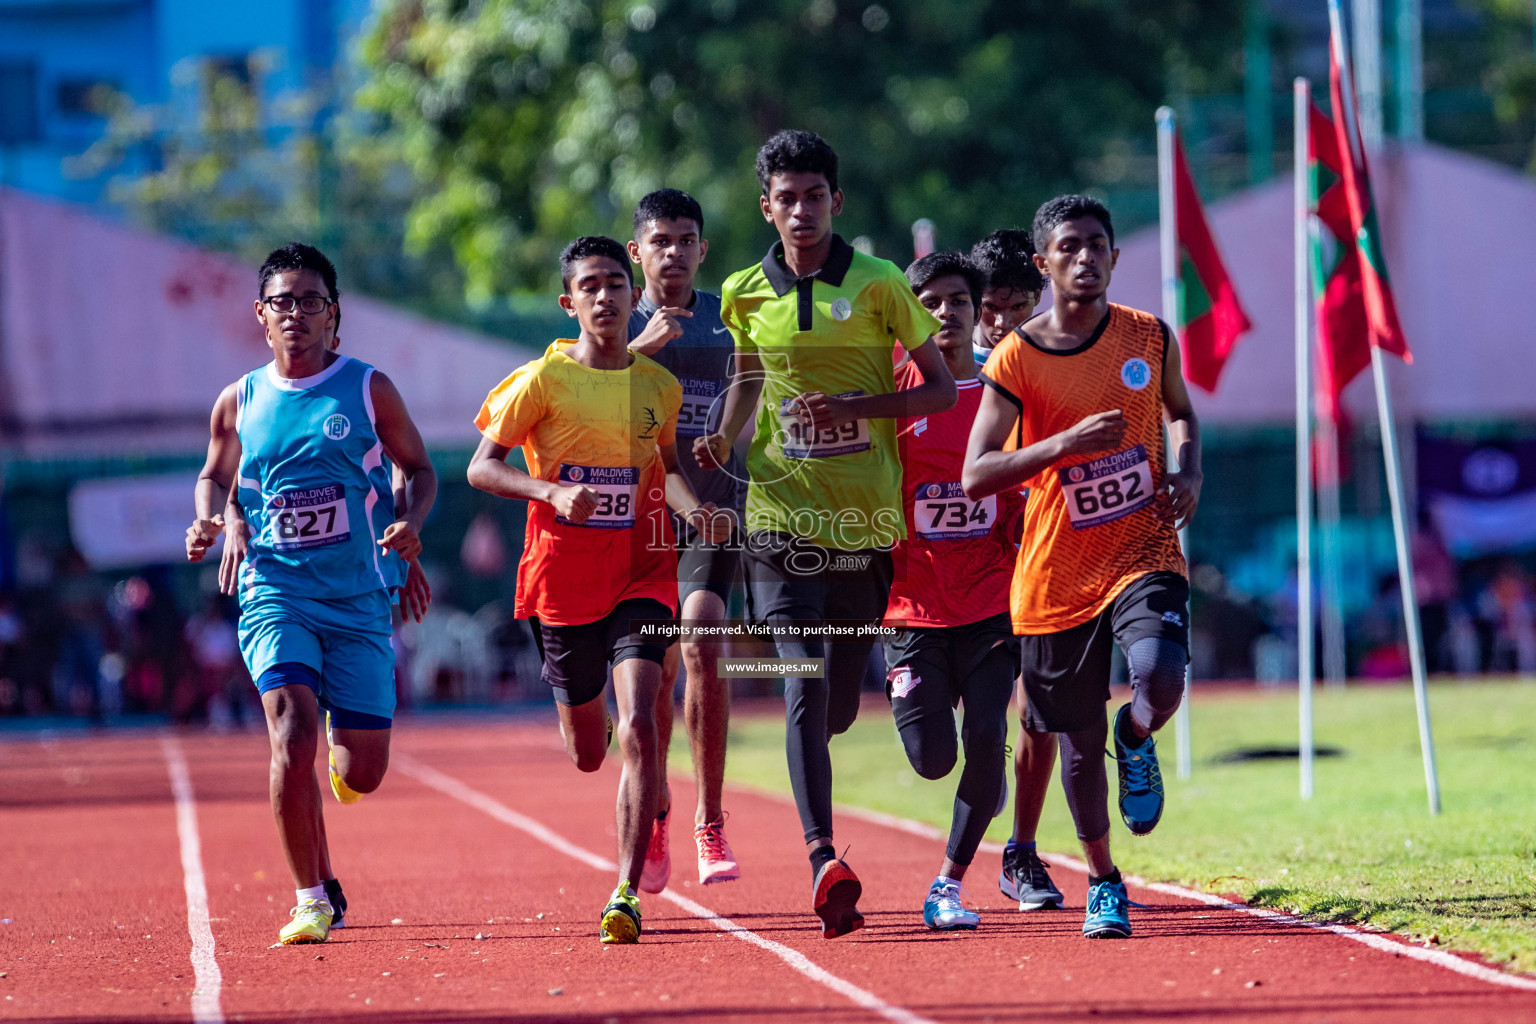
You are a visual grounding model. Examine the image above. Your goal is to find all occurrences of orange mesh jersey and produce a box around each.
[475,341,683,627]
[980,304,1186,634]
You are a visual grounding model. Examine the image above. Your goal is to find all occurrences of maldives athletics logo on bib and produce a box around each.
[1120,357,1151,391]
[322,414,350,440]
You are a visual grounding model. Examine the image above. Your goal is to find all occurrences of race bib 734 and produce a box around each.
[914,482,996,540]
[1058,445,1155,529]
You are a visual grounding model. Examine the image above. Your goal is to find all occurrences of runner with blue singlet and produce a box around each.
[186,243,438,946]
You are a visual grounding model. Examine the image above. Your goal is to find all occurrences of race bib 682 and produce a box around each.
[1058,445,1155,529]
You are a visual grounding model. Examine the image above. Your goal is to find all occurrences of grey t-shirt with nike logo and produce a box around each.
[628,290,747,528]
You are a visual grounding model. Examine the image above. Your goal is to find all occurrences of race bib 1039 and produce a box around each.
[1058,445,1155,529]
[557,464,639,529]
[778,391,871,459]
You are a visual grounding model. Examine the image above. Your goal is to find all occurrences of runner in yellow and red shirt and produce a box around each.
[964,195,1203,941]
[469,236,732,946]
[881,251,1026,931]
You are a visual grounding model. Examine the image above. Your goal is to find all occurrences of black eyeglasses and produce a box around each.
[262,293,333,315]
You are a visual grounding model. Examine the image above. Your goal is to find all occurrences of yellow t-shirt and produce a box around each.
[720,235,941,550]
[474,341,683,626]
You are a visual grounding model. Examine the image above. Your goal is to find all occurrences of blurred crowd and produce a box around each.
[0,547,546,725]
[2,534,1533,724]
[1189,525,1536,684]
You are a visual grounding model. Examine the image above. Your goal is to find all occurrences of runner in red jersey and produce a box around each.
[883,252,1026,931]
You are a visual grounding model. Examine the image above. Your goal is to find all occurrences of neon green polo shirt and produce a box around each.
[720,234,941,550]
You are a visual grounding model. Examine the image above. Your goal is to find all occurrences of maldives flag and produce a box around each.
[1307,101,1371,421]
[1327,26,1411,364]
[1172,133,1252,393]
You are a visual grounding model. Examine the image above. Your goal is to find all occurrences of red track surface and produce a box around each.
[5,715,1536,1023]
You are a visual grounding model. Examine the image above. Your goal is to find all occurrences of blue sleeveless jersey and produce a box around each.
[235,355,404,601]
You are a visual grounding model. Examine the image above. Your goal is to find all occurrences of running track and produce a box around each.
[5,715,1536,1023]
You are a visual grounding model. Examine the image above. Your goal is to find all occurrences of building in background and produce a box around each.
[0,0,372,203]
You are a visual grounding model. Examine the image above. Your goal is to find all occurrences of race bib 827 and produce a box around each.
[1058,445,1155,529]
[557,464,639,529]
[268,485,351,550]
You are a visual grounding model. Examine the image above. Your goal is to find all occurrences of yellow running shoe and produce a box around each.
[278,897,334,944]
[599,881,642,944]
[327,712,361,805]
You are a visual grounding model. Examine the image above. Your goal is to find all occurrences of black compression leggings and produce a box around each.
[890,640,1014,867]
[1058,637,1188,842]
[775,616,878,845]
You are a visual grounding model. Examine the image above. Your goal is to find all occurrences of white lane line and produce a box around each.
[394,754,936,1024]
[736,786,1536,995]
[161,736,226,1024]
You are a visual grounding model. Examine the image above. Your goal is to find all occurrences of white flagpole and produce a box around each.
[1318,418,1348,688]
[1155,105,1193,782]
[1330,0,1441,814]
[1294,78,1316,801]
[1369,350,1440,814]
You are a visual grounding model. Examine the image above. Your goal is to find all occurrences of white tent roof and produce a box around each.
[0,189,538,459]
[1108,142,1536,425]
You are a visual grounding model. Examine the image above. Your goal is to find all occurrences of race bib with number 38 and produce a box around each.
[915,481,996,540]
[778,391,871,459]
[268,485,351,551]
[1058,445,1155,529]
[557,464,639,529]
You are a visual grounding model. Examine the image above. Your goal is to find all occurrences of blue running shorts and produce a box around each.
[239,586,396,724]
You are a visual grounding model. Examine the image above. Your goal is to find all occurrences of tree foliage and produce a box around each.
[358,0,1246,297]
[71,64,471,315]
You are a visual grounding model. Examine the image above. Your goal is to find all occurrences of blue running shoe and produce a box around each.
[1082,879,1136,938]
[923,880,979,931]
[1112,703,1164,835]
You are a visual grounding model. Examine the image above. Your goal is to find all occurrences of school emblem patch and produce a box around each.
[322,414,350,440]
[1120,357,1151,391]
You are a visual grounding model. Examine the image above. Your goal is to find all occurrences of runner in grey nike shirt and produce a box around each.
[626,188,747,889]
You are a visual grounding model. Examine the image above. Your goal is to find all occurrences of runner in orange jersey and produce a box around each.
[963,194,1202,940]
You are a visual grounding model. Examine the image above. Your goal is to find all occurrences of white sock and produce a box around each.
[933,875,956,889]
[296,884,329,906]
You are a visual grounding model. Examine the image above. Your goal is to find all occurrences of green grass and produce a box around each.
[691,679,1536,972]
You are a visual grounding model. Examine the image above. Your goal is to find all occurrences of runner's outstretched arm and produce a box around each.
[1157,336,1203,530]
[961,386,1127,501]
[369,371,437,563]
[795,336,956,429]
[695,349,764,471]
[467,437,600,524]
[186,383,252,596]
[660,443,734,544]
